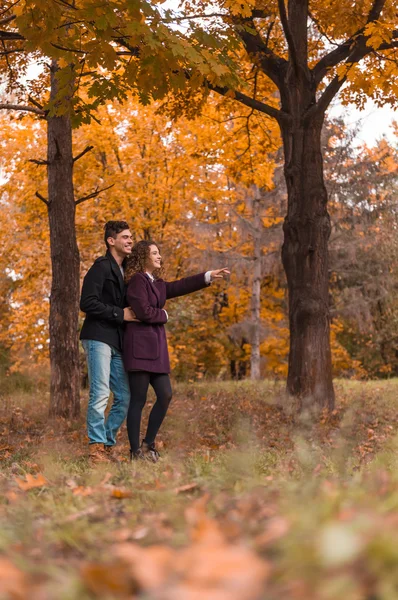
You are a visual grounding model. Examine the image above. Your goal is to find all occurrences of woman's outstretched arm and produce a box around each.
[165,268,230,300]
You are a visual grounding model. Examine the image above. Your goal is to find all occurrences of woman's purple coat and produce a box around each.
[123,271,208,373]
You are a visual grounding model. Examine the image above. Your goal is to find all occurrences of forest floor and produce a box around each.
[1,379,398,599]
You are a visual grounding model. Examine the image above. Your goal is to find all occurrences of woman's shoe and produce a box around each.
[130,448,146,461]
[141,441,160,463]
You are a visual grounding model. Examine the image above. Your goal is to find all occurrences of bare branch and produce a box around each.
[75,184,115,206]
[232,14,286,87]
[79,70,97,77]
[377,36,398,51]
[314,27,398,116]
[0,46,24,55]
[207,82,289,125]
[51,42,86,54]
[0,14,16,26]
[54,0,78,10]
[277,0,299,72]
[313,0,388,84]
[73,145,94,162]
[0,103,45,116]
[114,38,139,57]
[35,191,49,207]
[367,0,387,22]
[0,1,22,18]
[313,74,346,116]
[162,12,229,22]
[29,159,49,166]
[0,30,24,40]
[28,95,44,110]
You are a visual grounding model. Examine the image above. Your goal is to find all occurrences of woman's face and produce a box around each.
[145,245,162,273]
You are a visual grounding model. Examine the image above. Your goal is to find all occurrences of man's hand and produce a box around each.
[123,307,138,322]
[209,268,230,281]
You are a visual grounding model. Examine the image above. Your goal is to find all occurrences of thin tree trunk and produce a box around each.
[47,61,80,417]
[281,118,335,410]
[250,189,262,380]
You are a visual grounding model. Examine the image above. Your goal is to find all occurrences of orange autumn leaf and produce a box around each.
[0,558,28,600]
[110,488,132,499]
[15,473,48,491]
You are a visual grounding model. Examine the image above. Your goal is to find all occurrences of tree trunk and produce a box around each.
[250,189,262,380]
[47,61,80,418]
[281,118,335,410]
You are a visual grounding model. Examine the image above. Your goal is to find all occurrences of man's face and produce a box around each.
[108,229,133,257]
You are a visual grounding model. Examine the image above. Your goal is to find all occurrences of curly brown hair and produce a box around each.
[125,240,165,281]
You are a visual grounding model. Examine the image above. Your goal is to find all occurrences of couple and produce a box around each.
[80,220,229,464]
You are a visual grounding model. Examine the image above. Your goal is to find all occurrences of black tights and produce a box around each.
[127,371,172,452]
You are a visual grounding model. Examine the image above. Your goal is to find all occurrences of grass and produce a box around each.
[1,379,398,598]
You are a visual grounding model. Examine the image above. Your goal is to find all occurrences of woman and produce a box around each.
[123,240,229,462]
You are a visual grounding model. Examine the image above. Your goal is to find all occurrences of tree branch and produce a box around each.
[0,15,16,26]
[28,95,44,110]
[75,184,114,206]
[51,42,86,54]
[73,145,94,162]
[35,191,49,206]
[232,14,286,87]
[207,82,289,124]
[0,103,45,116]
[0,1,21,18]
[114,38,139,57]
[312,0,388,84]
[29,159,49,166]
[277,0,299,73]
[312,75,345,117]
[314,23,397,116]
[0,30,24,41]
[377,36,398,51]
[0,46,23,55]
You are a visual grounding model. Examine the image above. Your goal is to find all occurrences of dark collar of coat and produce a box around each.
[106,249,125,290]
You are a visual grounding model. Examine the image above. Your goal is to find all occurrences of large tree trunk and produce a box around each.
[281,117,335,410]
[47,61,80,418]
[250,189,262,380]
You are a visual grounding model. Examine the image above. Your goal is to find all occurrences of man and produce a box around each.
[80,220,135,463]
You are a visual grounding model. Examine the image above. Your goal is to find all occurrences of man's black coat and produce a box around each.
[80,250,127,351]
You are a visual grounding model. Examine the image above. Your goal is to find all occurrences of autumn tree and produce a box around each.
[169,0,398,408]
[0,97,288,380]
[0,0,238,417]
[327,130,398,377]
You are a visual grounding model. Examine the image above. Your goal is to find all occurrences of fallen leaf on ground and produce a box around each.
[111,488,132,499]
[81,562,137,597]
[0,557,28,599]
[114,544,175,591]
[63,506,98,523]
[15,473,48,491]
[174,483,200,494]
[73,486,94,496]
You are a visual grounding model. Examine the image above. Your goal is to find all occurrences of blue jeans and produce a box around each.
[82,339,130,446]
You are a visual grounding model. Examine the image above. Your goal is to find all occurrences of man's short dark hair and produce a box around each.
[104,220,130,249]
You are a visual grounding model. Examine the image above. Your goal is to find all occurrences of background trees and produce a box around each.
[168,0,398,408]
[0,0,238,416]
[1,1,398,411]
[2,94,395,383]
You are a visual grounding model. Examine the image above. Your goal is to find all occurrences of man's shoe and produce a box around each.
[88,443,112,464]
[104,445,120,463]
[141,441,160,463]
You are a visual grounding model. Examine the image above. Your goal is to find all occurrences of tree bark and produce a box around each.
[47,61,80,418]
[250,189,262,380]
[281,116,335,410]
